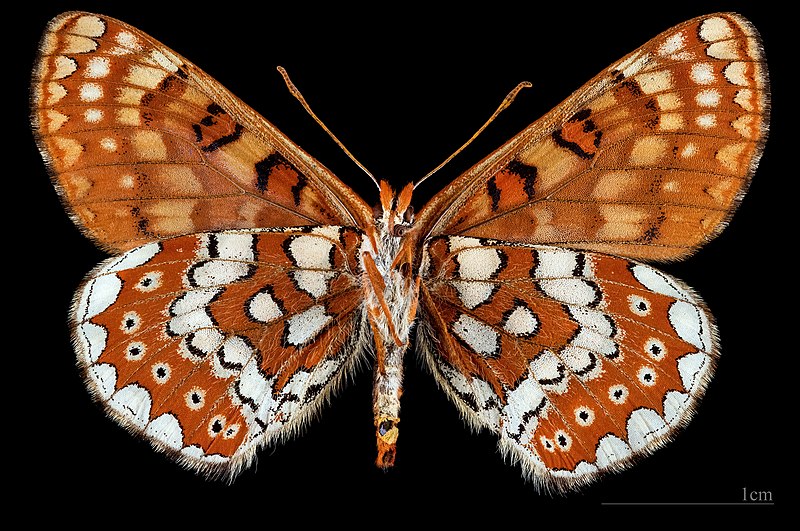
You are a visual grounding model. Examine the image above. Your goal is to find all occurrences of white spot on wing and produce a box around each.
[723,62,750,86]
[214,336,253,378]
[663,390,691,426]
[630,265,687,300]
[551,461,598,479]
[292,270,335,299]
[707,40,740,60]
[310,226,342,240]
[100,137,117,151]
[451,280,495,309]
[150,49,180,73]
[219,336,252,368]
[180,445,228,464]
[440,364,501,430]
[568,306,613,337]
[115,30,140,49]
[78,322,107,364]
[696,114,717,129]
[171,288,221,316]
[146,413,183,450]
[237,359,273,416]
[614,50,651,78]
[677,352,710,393]
[77,274,122,319]
[626,408,668,451]
[503,305,539,336]
[690,63,715,85]
[456,247,502,280]
[595,434,632,468]
[83,108,103,123]
[560,346,599,377]
[658,32,685,56]
[571,328,616,358]
[699,16,733,42]
[126,64,170,89]
[189,260,252,286]
[87,363,116,399]
[85,56,111,78]
[53,56,78,79]
[447,236,482,252]
[285,305,332,346]
[79,82,103,102]
[73,15,106,37]
[503,377,545,444]
[535,248,579,278]
[289,236,334,269]
[669,301,710,350]
[109,384,152,429]
[636,70,673,94]
[538,279,598,306]
[169,307,215,336]
[452,314,499,357]
[696,89,722,107]
[100,242,161,274]
[531,350,567,393]
[210,233,255,261]
[185,329,223,358]
[248,289,283,323]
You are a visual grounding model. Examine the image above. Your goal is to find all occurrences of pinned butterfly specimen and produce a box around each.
[31,11,768,492]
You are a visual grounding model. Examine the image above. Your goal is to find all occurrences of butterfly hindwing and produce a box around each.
[31,12,373,253]
[74,226,368,478]
[418,236,716,491]
[416,13,768,262]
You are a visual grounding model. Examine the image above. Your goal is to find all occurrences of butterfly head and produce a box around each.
[377,180,415,237]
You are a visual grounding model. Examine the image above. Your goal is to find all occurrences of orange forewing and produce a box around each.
[416,13,768,262]
[32,12,373,253]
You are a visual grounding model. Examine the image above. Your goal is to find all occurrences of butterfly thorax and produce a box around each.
[363,181,420,467]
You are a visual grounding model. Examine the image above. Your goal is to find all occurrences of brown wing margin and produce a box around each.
[415,13,769,262]
[31,12,374,253]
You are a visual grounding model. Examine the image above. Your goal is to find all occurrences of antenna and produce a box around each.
[414,80,532,190]
[278,66,380,190]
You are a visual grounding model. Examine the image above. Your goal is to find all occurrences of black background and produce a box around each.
[11,0,783,522]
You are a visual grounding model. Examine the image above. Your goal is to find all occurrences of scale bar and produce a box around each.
[602,502,774,506]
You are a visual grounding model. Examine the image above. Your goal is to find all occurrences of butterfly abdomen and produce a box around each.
[364,184,421,467]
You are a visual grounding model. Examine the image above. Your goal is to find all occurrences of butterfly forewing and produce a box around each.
[416,13,768,262]
[31,12,372,253]
[75,226,367,478]
[418,237,716,491]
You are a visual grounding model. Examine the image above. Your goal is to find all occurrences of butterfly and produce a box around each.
[31,11,768,492]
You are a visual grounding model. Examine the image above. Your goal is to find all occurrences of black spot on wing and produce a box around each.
[291,173,308,207]
[506,159,538,201]
[507,396,547,442]
[254,152,298,194]
[201,123,244,153]
[487,176,501,211]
